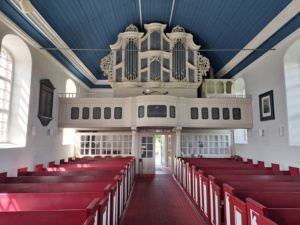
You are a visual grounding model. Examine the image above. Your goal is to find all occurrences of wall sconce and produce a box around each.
[31,126,36,136]
[279,126,285,136]
[48,129,53,136]
[248,129,252,138]
[259,129,264,136]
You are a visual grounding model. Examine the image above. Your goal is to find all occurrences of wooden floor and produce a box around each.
[122,166,205,225]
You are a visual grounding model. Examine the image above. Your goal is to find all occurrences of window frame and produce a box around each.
[0,47,14,143]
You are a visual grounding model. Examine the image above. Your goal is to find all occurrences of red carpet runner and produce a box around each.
[122,174,205,225]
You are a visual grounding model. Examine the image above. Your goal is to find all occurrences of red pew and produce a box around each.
[0,211,96,225]
[247,198,300,225]
[224,185,300,225]
[0,193,101,224]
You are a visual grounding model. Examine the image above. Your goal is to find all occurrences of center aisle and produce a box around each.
[122,173,205,225]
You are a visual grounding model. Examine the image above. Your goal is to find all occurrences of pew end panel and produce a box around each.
[246,198,267,225]
[0,172,7,183]
[104,184,112,225]
[271,164,280,171]
[223,184,236,225]
[17,167,27,176]
[208,175,221,225]
[48,161,56,167]
[247,159,253,164]
[192,167,199,207]
[83,215,96,225]
[257,161,265,168]
[35,164,44,171]
[99,195,109,225]
[232,196,247,225]
[289,166,300,176]
[198,170,210,224]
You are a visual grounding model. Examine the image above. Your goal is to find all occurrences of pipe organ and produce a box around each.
[100,23,210,89]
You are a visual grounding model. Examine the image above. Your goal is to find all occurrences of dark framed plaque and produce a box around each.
[37,79,55,126]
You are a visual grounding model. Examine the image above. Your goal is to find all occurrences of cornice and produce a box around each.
[0,11,90,90]
[233,28,300,80]
[216,1,300,78]
[10,0,98,84]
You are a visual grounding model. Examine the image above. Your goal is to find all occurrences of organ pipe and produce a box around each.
[172,42,186,80]
[125,41,138,80]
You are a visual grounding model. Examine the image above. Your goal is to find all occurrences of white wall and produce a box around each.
[233,29,300,170]
[0,18,90,176]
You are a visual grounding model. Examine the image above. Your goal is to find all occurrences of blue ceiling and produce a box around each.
[1,0,299,88]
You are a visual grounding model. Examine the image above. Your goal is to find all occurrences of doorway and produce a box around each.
[155,135,171,174]
[155,135,165,166]
[139,132,172,175]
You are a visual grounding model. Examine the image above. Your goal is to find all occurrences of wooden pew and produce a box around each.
[0,211,96,225]
[0,193,101,225]
[224,184,300,225]
[0,182,118,225]
[247,198,300,225]
[185,159,299,225]
[0,172,124,225]
[45,160,135,195]
[176,157,300,225]
[208,174,300,225]
[24,165,133,211]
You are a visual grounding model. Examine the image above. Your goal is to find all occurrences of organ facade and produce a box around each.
[58,23,253,173]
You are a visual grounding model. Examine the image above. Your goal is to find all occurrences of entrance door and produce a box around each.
[139,134,155,174]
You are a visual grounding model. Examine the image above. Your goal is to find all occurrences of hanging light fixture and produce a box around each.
[20,0,35,13]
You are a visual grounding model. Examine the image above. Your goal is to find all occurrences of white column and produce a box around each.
[131,127,138,174]
[175,127,182,156]
[131,127,137,156]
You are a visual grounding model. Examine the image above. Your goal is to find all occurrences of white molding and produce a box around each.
[216,1,300,78]
[0,12,40,49]
[233,28,300,80]
[95,80,109,85]
[10,0,98,84]
[0,12,91,90]
[89,89,113,93]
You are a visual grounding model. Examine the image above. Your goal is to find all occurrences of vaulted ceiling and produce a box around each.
[0,0,299,88]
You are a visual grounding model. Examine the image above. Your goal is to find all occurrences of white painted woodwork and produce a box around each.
[226,193,231,225]
[139,133,155,174]
[58,95,252,129]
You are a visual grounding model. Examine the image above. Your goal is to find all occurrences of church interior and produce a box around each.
[0,0,299,224]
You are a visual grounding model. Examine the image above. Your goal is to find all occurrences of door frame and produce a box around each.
[137,131,173,174]
[138,133,156,174]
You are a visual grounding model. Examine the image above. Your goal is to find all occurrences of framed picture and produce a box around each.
[259,90,275,121]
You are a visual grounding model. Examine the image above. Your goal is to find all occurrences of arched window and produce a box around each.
[284,38,300,146]
[235,78,245,97]
[234,78,248,144]
[65,79,77,98]
[0,48,13,142]
[1,34,32,146]
[63,79,77,145]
